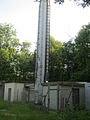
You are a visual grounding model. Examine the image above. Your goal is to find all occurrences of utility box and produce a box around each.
[85,83,90,110]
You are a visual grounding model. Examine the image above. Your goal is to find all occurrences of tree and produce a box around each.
[36,0,90,7]
[72,24,90,81]
[0,23,19,81]
[49,37,77,81]
[49,36,64,81]
[61,41,76,80]
[49,24,90,82]
[17,41,35,82]
[55,0,90,7]
[0,23,35,82]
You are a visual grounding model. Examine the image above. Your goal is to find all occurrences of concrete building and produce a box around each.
[4,83,35,102]
[4,83,24,102]
[3,82,90,111]
[42,82,85,110]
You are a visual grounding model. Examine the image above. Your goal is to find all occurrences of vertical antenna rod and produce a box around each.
[35,0,50,104]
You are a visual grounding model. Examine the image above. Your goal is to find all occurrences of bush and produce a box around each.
[56,108,90,120]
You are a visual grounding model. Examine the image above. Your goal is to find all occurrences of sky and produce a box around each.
[0,0,90,50]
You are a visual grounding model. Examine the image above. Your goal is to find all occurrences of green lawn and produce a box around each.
[57,108,90,120]
[0,101,57,120]
[0,101,90,120]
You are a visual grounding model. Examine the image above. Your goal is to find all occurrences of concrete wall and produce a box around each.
[85,83,90,110]
[79,87,85,106]
[43,84,59,110]
[4,83,35,103]
[15,83,24,101]
[42,83,85,110]
[24,84,35,102]
[60,86,85,108]
[60,86,72,109]
[28,84,35,102]
[4,83,15,102]
[29,87,35,102]
[4,83,24,102]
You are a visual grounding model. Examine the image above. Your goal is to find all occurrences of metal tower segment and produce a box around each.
[45,0,50,82]
[35,0,50,104]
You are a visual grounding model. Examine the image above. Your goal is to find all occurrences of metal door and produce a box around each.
[72,88,79,105]
[8,88,11,102]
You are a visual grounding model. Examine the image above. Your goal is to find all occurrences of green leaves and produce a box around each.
[49,36,64,81]
[49,23,90,82]
[55,0,90,7]
[72,24,90,81]
[0,23,35,82]
[0,22,90,82]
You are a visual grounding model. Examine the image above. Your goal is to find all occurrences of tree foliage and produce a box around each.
[49,36,64,81]
[72,24,90,81]
[55,0,90,7]
[36,0,90,7]
[0,23,35,82]
[49,23,90,82]
[0,23,90,82]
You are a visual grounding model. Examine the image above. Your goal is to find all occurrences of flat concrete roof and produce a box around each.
[42,82,87,87]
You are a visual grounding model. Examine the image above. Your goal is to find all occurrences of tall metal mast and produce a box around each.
[35,0,50,104]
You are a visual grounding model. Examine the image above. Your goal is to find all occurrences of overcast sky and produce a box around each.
[0,0,90,50]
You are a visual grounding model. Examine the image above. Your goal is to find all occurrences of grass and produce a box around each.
[56,107,90,120]
[0,101,57,120]
[0,101,90,120]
